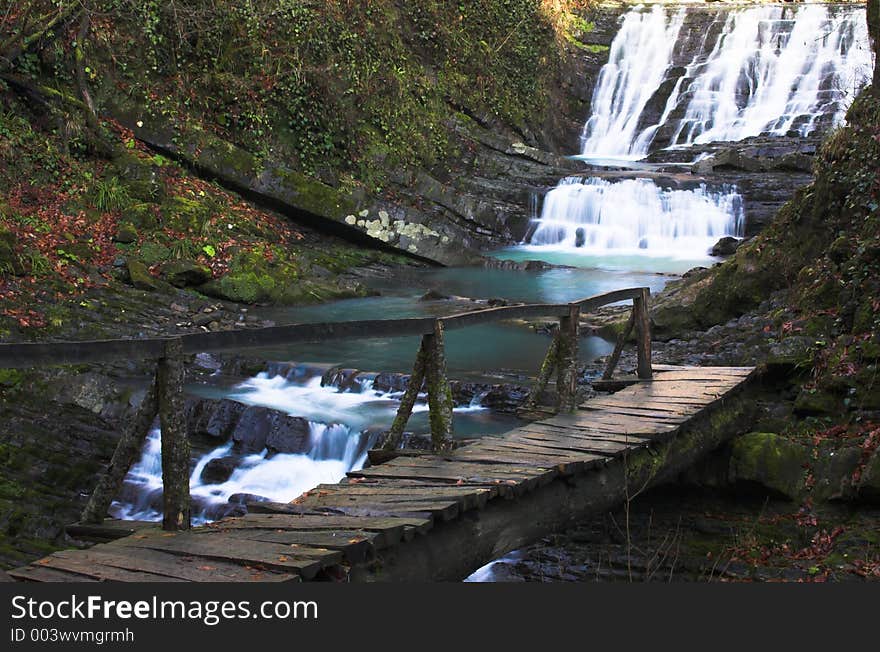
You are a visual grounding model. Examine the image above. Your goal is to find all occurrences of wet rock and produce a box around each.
[574,228,586,248]
[160,259,212,288]
[186,398,247,441]
[202,502,247,521]
[374,372,413,394]
[419,289,451,301]
[265,415,312,454]
[228,493,271,505]
[321,367,362,391]
[711,236,741,256]
[199,456,241,484]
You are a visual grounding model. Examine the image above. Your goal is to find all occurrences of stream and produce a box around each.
[110,1,872,581]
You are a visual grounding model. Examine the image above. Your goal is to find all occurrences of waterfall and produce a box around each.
[580,5,687,159]
[581,3,872,158]
[524,177,744,257]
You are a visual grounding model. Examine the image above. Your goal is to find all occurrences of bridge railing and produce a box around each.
[0,286,651,531]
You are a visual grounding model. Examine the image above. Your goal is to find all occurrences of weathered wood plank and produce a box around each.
[55,547,297,582]
[220,530,379,564]
[67,520,158,541]
[109,532,341,579]
[8,565,100,583]
[234,509,432,537]
[38,552,187,582]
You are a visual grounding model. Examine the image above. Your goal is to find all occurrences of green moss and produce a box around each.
[728,432,809,499]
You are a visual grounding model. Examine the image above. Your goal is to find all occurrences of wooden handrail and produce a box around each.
[33,286,652,532]
[0,288,649,368]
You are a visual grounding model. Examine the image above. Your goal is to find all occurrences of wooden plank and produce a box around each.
[306,483,496,511]
[294,493,462,521]
[506,432,635,457]
[513,423,656,445]
[8,565,100,583]
[109,532,340,579]
[349,462,550,495]
[441,304,568,330]
[67,520,158,541]
[221,530,379,564]
[53,547,297,582]
[36,552,187,582]
[234,509,433,537]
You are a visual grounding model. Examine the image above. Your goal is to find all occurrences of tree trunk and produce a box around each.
[425,322,455,451]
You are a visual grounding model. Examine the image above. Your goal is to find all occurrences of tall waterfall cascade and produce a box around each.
[581,3,873,159]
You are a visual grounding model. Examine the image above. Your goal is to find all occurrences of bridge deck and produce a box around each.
[9,365,754,583]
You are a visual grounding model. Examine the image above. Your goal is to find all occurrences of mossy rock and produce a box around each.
[199,272,275,304]
[793,388,844,416]
[857,448,880,503]
[162,196,214,232]
[727,432,809,500]
[137,241,171,265]
[126,259,157,291]
[113,223,138,244]
[111,154,166,203]
[160,259,212,288]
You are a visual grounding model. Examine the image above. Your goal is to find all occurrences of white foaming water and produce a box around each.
[580,5,686,159]
[112,367,488,524]
[523,177,743,258]
[582,4,871,158]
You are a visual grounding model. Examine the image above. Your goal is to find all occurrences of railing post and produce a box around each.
[80,377,159,524]
[556,303,580,412]
[601,310,636,381]
[633,288,653,380]
[157,337,191,531]
[522,334,559,411]
[425,320,454,451]
[383,337,429,451]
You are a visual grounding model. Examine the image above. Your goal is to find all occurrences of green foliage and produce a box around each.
[84,0,579,183]
[91,176,133,212]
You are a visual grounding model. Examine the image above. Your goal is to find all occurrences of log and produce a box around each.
[633,288,653,380]
[556,304,581,412]
[383,337,429,451]
[425,321,454,451]
[601,309,636,381]
[157,338,191,531]
[521,335,559,411]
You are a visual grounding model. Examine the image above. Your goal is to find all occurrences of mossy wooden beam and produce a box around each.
[425,321,455,451]
[157,338,191,531]
[633,288,653,380]
[383,338,429,451]
[522,335,559,411]
[80,378,158,524]
[556,304,581,412]
[601,309,636,381]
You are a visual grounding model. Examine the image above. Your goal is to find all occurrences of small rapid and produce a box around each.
[111,366,490,525]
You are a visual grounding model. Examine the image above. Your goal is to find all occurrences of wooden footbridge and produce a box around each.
[1,288,756,581]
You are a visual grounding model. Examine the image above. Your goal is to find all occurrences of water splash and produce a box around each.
[523,177,743,259]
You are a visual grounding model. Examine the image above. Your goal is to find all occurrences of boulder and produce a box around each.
[113,223,138,244]
[160,259,212,287]
[419,289,451,301]
[727,432,809,500]
[186,398,247,441]
[711,236,741,257]
[126,259,157,291]
[199,456,241,484]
